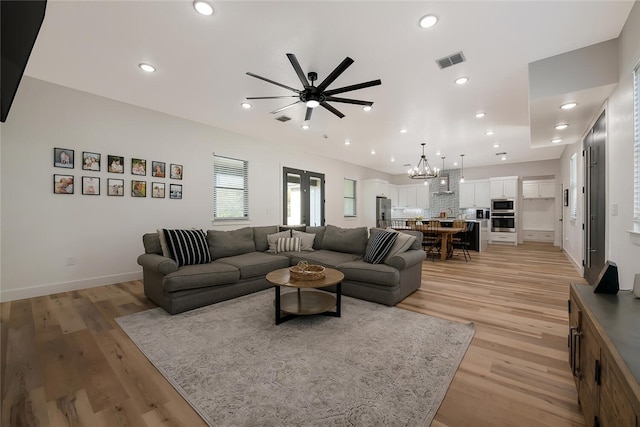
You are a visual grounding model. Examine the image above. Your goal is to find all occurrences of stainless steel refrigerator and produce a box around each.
[376,197,392,228]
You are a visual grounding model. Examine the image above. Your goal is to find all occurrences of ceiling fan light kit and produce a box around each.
[246,53,381,121]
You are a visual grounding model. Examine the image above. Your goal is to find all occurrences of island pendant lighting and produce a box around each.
[408,143,439,180]
[440,157,446,185]
[459,154,465,183]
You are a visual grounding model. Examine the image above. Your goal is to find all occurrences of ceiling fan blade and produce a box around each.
[323,79,382,96]
[270,101,302,114]
[246,96,299,100]
[316,57,354,92]
[305,107,313,121]
[246,72,300,93]
[320,102,345,119]
[286,53,310,88]
[324,96,373,106]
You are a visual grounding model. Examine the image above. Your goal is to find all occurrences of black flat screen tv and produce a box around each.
[1,0,47,123]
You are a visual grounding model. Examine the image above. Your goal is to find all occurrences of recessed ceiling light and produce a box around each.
[485,130,494,136]
[344,139,351,145]
[560,102,577,110]
[493,143,500,148]
[418,14,438,29]
[370,149,376,155]
[501,155,507,161]
[400,128,408,134]
[455,77,469,85]
[193,0,214,16]
[453,161,458,166]
[241,102,252,109]
[475,112,486,119]
[435,151,441,156]
[551,138,563,144]
[390,157,395,162]
[301,123,310,130]
[362,105,372,112]
[555,123,569,130]
[138,63,156,73]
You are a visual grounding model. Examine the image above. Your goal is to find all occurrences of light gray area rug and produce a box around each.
[116,290,474,426]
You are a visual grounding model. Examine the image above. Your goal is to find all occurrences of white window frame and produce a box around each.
[213,154,249,220]
[633,62,640,223]
[570,153,578,222]
[344,178,357,217]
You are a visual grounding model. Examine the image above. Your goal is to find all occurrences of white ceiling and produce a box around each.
[24,0,635,174]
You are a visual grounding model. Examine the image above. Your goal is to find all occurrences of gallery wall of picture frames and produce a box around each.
[52,147,183,199]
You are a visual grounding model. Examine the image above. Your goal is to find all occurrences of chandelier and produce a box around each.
[408,143,440,179]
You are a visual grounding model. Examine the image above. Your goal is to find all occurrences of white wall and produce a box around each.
[0,77,390,301]
[604,1,640,290]
[559,141,584,272]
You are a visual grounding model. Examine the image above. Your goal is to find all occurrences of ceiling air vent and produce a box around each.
[276,115,291,122]
[436,51,466,69]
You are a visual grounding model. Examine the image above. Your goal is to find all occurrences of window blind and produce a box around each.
[634,64,640,221]
[570,153,578,221]
[213,155,248,219]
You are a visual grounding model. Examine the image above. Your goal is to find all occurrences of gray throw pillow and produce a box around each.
[266,230,291,253]
[292,230,316,251]
[305,226,326,249]
[321,225,368,254]
[207,227,256,259]
[253,225,279,252]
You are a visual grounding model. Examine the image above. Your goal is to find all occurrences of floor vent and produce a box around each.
[436,51,466,69]
[276,115,291,122]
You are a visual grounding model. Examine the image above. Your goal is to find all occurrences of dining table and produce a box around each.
[397,224,465,261]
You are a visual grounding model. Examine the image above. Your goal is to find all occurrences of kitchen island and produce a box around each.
[391,218,488,253]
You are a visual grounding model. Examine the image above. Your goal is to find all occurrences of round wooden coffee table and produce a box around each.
[266,267,344,325]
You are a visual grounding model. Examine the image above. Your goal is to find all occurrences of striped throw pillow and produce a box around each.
[276,237,301,253]
[363,230,398,264]
[163,229,212,266]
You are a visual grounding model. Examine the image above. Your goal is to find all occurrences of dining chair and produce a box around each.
[451,221,473,261]
[420,220,441,262]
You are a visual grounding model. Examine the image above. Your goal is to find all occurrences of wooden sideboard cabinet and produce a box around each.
[568,284,640,427]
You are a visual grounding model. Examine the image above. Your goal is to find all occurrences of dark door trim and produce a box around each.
[282,167,325,226]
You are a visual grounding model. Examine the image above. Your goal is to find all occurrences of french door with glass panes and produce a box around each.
[283,167,325,226]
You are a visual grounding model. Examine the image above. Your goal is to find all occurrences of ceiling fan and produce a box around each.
[246,53,382,121]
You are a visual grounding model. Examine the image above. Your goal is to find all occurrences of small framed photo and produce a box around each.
[170,184,182,199]
[108,178,124,196]
[82,152,101,171]
[53,174,74,194]
[108,155,124,173]
[152,182,165,198]
[82,176,100,195]
[170,163,183,180]
[132,180,146,197]
[54,148,74,168]
[131,158,146,176]
[152,161,166,178]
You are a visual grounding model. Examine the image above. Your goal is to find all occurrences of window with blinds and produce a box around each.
[344,178,356,217]
[570,153,578,221]
[213,155,248,220]
[634,63,640,222]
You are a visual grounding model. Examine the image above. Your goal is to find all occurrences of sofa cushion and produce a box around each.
[157,229,171,257]
[337,260,400,287]
[276,237,301,253]
[253,225,279,252]
[214,252,290,280]
[207,227,256,260]
[143,233,163,255]
[305,226,326,249]
[292,230,315,251]
[363,230,398,264]
[163,262,240,293]
[266,230,291,253]
[163,229,212,267]
[321,225,368,254]
[290,250,361,268]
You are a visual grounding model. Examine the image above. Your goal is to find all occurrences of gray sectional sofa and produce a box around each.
[137,225,425,314]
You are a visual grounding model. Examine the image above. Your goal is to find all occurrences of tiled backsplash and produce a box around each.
[428,168,461,216]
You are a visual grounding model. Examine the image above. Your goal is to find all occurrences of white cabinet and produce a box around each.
[459,180,490,208]
[522,230,554,242]
[490,177,518,199]
[523,180,555,199]
[396,184,429,208]
[490,232,517,245]
[388,185,398,208]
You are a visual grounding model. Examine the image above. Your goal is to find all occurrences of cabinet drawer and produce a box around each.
[491,233,516,243]
[523,230,538,241]
[539,231,554,241]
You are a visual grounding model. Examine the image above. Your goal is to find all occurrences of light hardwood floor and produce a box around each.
[2,242,587,426]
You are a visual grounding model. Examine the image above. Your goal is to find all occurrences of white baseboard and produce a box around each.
[563,250,584,276]
[0,271,143,303]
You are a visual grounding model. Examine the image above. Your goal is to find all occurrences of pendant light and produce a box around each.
[440,156,446,185]
[459,154,465,183]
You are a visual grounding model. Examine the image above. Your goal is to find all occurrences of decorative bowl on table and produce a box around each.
[289,261,325,281]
